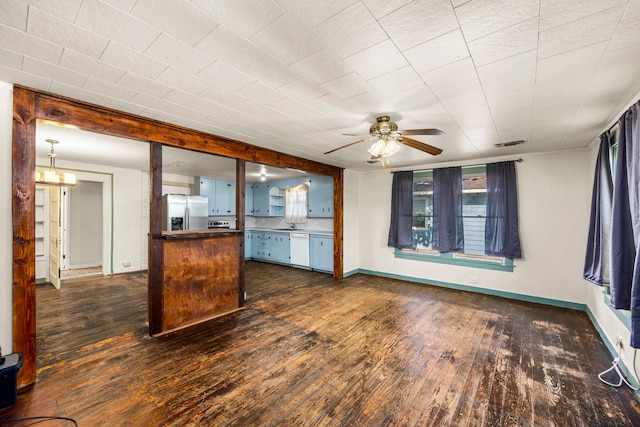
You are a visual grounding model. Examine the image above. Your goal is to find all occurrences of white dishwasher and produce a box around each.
[290,233,310,268]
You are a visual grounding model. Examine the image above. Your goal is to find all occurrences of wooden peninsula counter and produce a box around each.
[150,228,244,335]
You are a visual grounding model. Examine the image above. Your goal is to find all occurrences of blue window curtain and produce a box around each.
[584,131,614,285]
[484,161,522,258]
[387,171,413,249]
[432,167,464,252]
[610,101,640,347]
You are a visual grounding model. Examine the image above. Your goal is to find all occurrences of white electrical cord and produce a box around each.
[598,350,640,391]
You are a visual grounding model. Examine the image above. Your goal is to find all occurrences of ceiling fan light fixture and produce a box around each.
[368,135,401,158]
[35,139,77,187]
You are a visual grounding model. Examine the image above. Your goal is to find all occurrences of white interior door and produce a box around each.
[48,186,61,289]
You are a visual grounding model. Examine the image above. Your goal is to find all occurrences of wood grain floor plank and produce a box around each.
[1,262,639,426]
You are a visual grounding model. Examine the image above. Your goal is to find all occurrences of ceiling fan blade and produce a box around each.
[324,136,376,155]
[342,132,372,136]
[398,136,443,156]
[398,128,445,136]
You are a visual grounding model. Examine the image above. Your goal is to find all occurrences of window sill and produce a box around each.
[394,248,514,272]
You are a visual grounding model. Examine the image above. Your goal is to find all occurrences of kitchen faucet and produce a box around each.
[290,223,296,229]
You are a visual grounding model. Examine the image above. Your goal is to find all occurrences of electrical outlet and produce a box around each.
[614,336,624,349]
[122,261,131,267]
[468,276,478,284]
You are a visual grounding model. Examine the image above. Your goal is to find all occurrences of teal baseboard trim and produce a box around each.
[343,269,360,278]
[585,306,640,396]
[358,268,586,311]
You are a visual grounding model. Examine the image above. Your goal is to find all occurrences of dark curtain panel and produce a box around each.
[610,101,640,347]
[584,131,614,285]
[484,161,522,258]
[387,171,414,249]
[432,167,464,252]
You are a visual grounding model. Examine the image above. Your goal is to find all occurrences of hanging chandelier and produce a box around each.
[35,139,77,186]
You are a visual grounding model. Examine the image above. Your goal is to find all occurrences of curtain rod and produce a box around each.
[390,158,523,174]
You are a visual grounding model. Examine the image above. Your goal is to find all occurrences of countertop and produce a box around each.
[247,228,333,236]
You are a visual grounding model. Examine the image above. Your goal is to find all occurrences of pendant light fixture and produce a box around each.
[35,139,77,186]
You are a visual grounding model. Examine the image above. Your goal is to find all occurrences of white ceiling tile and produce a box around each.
[361,0,413,19]
[345,39,407,80]
[306,94,363,123]
[195,25,266,69]
[118,72,172,98]
[75,0,160,52]
[1,0,28,30]
[452,0,472,6]
[59,49,126,83]
[476,50,537,94]
[130,0,219,46]
[236,81,286,104]
[403,29,469,74]
[599,43,640,74]
[608,14,640,51]
[198,61,255,91]
[269,97,332,128]
[99,96,146,115]
[623,0,640,20]
[535,42,607,95]
[368,66,423,96]
[0,47,23,70]
[27,7,109,58]
[291,48,351,84]
[276,0,357,28]
[199,85,247,107]
[129,92,179,112]
[379,0,458,51]
[25,0,83,22]
[191,0,284,38]
[455,0,540,42]
[22,55,87,86]
[167,103,212,123]
[242,55,300,88]
[0,65,52,91]
[278,77,329,102]
[100,42,167,80]
[251,14,323,65]
[420,57,476,91]
[0,24,63,64]
[100,0,137,13]
[155,67,211,95]
[323,72,374,100]
[50,79,104,104]
[540,0,627,31]
[384,85,438,114]
[145,33,214,74]
[538,5,625,59]
[83,76,137,101]
[163,89,211,110]
[232,100,276,117]
[311,2,388,59]
[468,17,538,66]
[344,90,400,115]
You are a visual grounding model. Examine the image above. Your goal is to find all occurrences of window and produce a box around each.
[398,166,512,271]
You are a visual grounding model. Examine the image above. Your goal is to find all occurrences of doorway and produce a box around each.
[61,180,103,279]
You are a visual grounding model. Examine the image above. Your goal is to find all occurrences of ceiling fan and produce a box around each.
[324,115,445,158]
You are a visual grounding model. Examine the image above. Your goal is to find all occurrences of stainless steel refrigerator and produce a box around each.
[162,194,208,231]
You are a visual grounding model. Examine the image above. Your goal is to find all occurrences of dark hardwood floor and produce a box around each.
[2,262,640,426]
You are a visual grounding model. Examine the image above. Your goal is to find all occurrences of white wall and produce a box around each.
[0,82,12,353]
[343,169,360,274]
[356,149,592,305]
[54,159,149,274]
